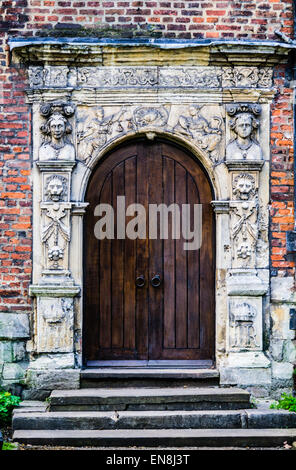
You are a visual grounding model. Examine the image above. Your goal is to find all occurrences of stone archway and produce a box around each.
[22,49,273,393]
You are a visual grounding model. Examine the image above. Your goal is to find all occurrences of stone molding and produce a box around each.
[9,38,292,67]
[29,285,81,297]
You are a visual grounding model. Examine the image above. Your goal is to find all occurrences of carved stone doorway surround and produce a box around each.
[10,39,289,394]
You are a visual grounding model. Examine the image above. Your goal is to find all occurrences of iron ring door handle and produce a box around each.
[135,275,145,287]
[151,275,161,287]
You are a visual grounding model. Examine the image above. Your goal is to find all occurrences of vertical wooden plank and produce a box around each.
[175,162,188,349]
[187,174,200,349]
[136,142,149,359]
[83,192,100,360]
[199,197,215,356]
[111,161,125,349]
[148,142,164,359]
[124,156,137,350]
[163,156,176,349]
[99,173,112,349]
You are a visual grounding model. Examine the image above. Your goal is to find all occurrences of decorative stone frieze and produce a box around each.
[27,65,274,90]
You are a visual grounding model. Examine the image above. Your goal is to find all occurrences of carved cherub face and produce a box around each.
[46,177,65,202]
[234,114,253,139]
[49,115,66,140]
[95,107,104,121]
[233,174,255,200]
[189,105,200,117]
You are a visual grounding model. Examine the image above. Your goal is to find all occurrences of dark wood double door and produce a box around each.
[84,139,215,365]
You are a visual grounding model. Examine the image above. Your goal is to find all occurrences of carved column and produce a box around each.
[221,103,271,385]
[29,102,80,376]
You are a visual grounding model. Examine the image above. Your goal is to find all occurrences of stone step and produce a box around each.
[14,400,48,414]
[49,387,251,411]
[80,368,220,388]
[12,408,296,431]
[12,428,296,447]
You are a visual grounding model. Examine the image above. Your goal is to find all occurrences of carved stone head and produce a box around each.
[95,106,104,121]
[227,103,261,141]
[230,113,260,143]
[41,112,72,142]
[45,175,67,202]
[232,173,256,200]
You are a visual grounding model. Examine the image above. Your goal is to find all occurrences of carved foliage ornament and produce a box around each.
[41,203,71,270]
[28,66,273,89]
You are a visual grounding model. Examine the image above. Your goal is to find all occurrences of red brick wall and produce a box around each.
[0,0,295,308]
[270,65,295,277]
[0,59,32,313]
[0,0,294,40]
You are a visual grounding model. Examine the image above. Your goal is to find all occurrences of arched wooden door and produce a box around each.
[84,139,215,366]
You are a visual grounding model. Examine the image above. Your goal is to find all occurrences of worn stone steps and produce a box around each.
[80,368,220,388]
[12,408,296,431]
[13,428,296,448]
[48,387,251,411]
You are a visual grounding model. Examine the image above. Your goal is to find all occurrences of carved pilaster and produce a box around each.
[30,101,80,357]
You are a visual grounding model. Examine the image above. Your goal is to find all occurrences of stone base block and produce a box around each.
[220,352,271,392]
[0,313,30,339]
[23,368,80,400]
[28,353,75,370]
[1,362,28,382]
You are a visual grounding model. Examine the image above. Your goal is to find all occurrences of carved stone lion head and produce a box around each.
[232,173,256,200]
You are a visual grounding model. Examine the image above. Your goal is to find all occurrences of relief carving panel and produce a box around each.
[229,297,262,351]
[36,297,74,353]
[77,104,224,165]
